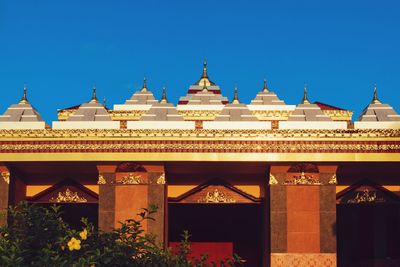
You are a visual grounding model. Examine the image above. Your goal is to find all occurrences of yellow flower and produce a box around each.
[79,229,88,240]
[67,237,81,251]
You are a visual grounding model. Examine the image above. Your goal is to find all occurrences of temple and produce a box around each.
[0,61,399,267]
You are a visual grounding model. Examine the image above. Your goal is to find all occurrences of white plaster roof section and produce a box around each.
[125,90,158,105]
[288,103,332,121]
[67,102,112,121]
[250,80,286,106]
[358,103,400,122]
[0,102,45,122]
[179,85,229,104]
[140,102,184,121]
[215,103,258,121]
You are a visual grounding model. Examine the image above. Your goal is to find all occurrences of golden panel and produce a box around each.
[322,109,353,121]
[109,110,146,121]
[49,188,87,203]
[177,110,221,120]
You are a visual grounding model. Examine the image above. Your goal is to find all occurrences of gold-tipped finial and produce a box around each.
[202,79,208,92]
[371,84,381,104]
[19,84,29,104]
[160,86,168,103]
[301,83,310,104]
[141,76,148,92]
[90,84,98,103]
[263,79,269,92]
[232,86,240,104]
[103,97,107,108]
[202,58,208,78]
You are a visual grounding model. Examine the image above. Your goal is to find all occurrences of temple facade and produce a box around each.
[0,61,399,267]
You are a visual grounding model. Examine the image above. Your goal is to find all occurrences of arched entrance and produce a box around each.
[337,180,400,267]
[168,179,264,267]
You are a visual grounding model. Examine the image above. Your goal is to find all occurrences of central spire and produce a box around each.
[160,86,168,103]
[371,84,381,104]
[19,84,29,104]
[141,77,148,92]
[202,58,208,78]
[262,79,269,92]
[202,79,208,92]
[301,83,310,104]
[232,86,240,104]
[90,84,98,103]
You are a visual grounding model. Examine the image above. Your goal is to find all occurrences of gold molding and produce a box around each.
[178,110,221,120]
[1,171,10,184]
[97,175,106,185]
[49,188,87,203]
[322,109,353,121]
[120,173,142,184]
[251,110,292,120]
[0,128,399,140]
[284,172,322,185]
[197,189,236,203]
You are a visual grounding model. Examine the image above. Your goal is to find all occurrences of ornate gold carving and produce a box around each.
[269,173,278,185]
[49,188,87,203]
[284,172,322,185]
[322,109,353,121]
[251,110,292,120]
[0,128,398,139]
[347,189,384,204]
[121,173,142,184]
[1,171,10,184]
[197,189,236,203]
[110,110,146,121]
[178,110,221,120]
[156,173,166,184]
[97,174,106,185]
[328,174,337,185]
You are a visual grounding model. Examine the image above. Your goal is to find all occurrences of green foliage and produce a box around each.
[0,202,243,267]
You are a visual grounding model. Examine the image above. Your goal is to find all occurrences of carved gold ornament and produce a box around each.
[1,171,10,184]
[156,173,166,184]
[328,174,337,185]
[347,189,384,204]
[121,173,142,184]
[269,174,278,185]
[284,172,322,185]
[197,189,236,203]
[49,188,87,203]
[97,174,106,185]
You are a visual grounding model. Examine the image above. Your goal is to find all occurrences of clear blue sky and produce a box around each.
[0,0,399,123]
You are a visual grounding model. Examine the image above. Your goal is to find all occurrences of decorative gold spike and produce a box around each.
[103,98,107,108]
[202,79,208,92]
[90,84,98,103]
[302,83,310,104]
[263,79,269,92]
[232,86,240,104]
[202,58,208,78]
[19,84,29,104]
[160,86,168,103]
[141,77,148,92]
[371,84,381,104]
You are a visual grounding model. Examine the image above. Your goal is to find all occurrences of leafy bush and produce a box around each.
[0,202,243,267]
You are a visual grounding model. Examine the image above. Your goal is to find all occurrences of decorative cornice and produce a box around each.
[284,172,322,185]
[49,188,87,203]
[0,129,399,139]
[120,173,142,184]
[251,110,292,120]
[197,189,236,203]
[1,171,10,184]
[178,110,221,120]
[347,189,384,204]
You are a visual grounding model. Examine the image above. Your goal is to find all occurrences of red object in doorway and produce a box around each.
[169,242,233,264]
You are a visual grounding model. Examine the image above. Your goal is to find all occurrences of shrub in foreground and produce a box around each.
[0,202,243,267]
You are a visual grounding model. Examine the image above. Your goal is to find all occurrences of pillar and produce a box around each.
[0,165,10,226]
[97,163,166,244]
[269,164,337,267]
